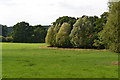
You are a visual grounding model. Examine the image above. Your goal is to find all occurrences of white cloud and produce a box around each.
[0,0,108,26]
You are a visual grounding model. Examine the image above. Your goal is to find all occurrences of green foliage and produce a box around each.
[0,36,6,42]
[13,22,47,43]
[95,12,109,33]
[56,23,72,47]
[0,36,13,42]
[52,23,61,46]
[0,36,1,41]
[100,2,120,53]
[46,16,76,47]
[93,40,105,49]
[5,37,13,42]
[0,25,8,37]
[70,16,97,48]
[32,25,47,43]
[46,14,109,48]
[70,17,83,47]
[13,21,33,43]
[92,12,108,49]
[7,27,13,37]
[45,25,55,46]
[93,32,106,49]
[52,16,76,25]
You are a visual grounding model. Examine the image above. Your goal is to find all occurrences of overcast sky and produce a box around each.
[0,0,109,26]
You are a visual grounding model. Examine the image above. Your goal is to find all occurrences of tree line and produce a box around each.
[46,14,108,49]
[46,2,120,53]
[0,22,48,43]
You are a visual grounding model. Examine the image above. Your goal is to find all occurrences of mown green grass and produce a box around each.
[2,43,118,78]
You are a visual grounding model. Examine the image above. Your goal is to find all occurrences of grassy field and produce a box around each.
[2,43,118,78]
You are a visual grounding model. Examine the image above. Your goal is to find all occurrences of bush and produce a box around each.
[0,36,13,42]
[0,36,6,42]
[6,37,13,42]
[93,40,105,49]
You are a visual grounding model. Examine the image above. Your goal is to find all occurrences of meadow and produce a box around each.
[2,43,118,78]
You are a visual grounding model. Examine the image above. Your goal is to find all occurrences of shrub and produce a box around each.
[6,37,13,42]
[0,36,6,42]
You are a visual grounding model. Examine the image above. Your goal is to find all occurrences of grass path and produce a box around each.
[39,47,107,51]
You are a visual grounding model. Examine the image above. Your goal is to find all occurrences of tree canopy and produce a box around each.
[99,2,120,53]
[13,22,47,43]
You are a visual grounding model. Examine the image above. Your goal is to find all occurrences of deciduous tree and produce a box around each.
[56,23,72,47]
[100,2,120,53]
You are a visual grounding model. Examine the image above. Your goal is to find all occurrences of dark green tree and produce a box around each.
[0,24,8,37]
[32,25,47,43]
[93,12,108,49]
[13,21,33,43]
[94,12,109,33]
[52,16,76,26]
